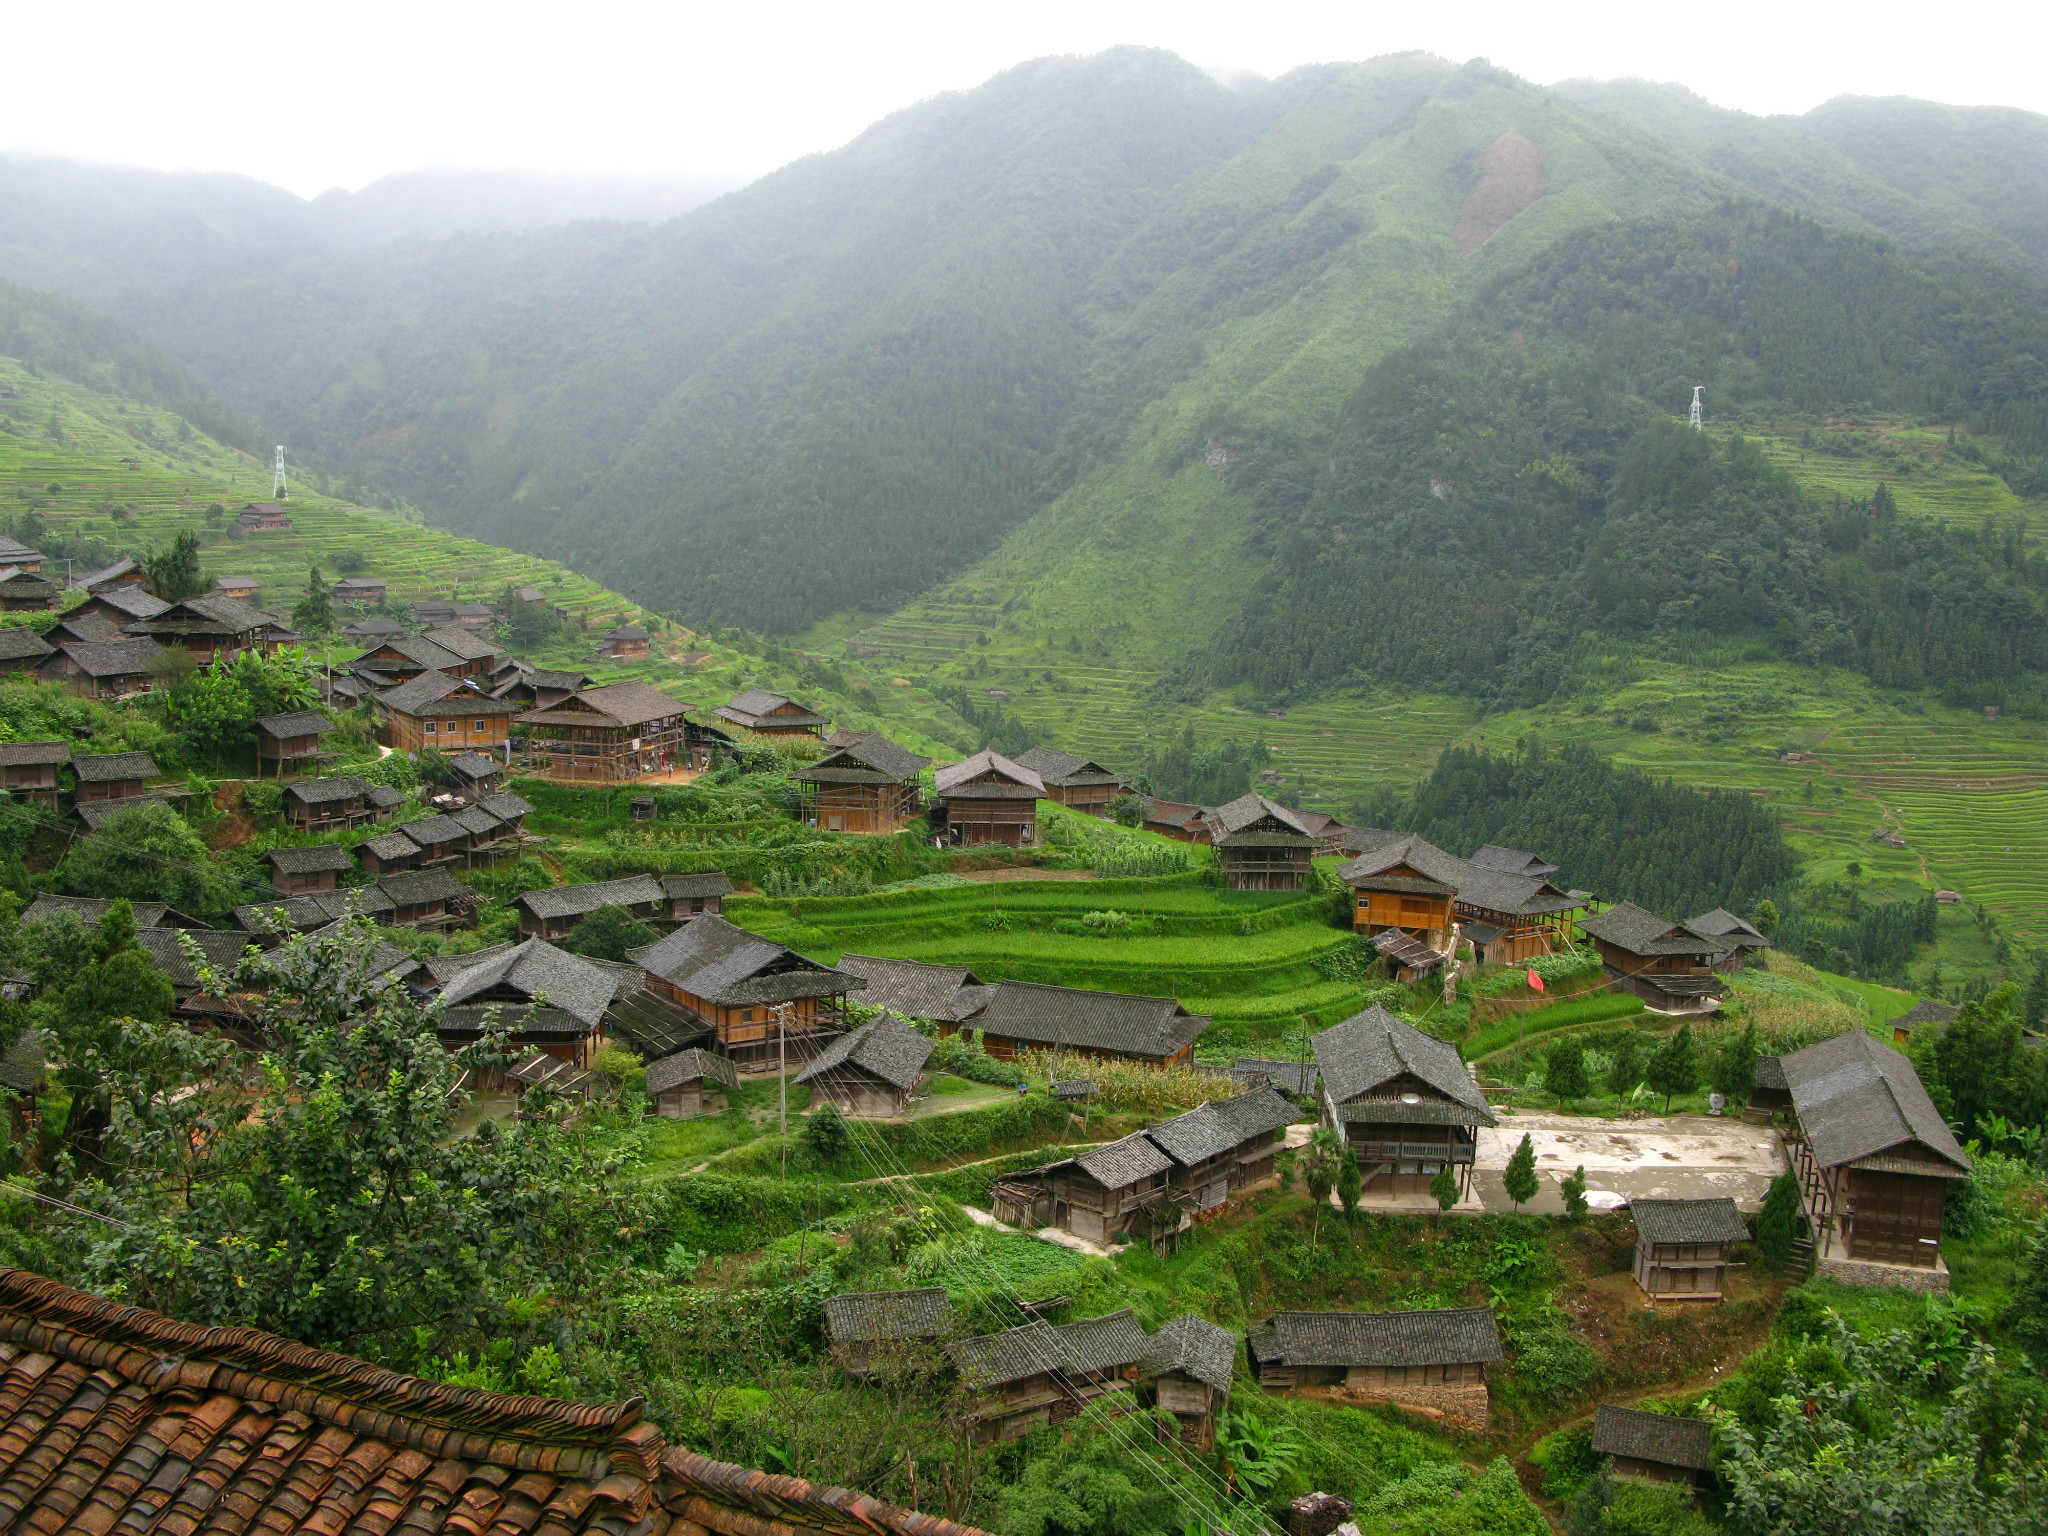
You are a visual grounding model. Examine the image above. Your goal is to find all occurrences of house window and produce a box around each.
[444,721,459,734]
[474,719,486,732]
[424,721,437,734]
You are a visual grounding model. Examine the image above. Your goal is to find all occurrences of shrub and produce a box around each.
[1756,1173,1799,1256]
[240,781,285,819]
[1511,1322,1603,1399]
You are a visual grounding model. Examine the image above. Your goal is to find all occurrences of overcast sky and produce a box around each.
[6,0,2040,197]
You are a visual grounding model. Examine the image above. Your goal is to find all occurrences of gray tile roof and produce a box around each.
[719,688,825,727]
[73,794,173,831]
[417,624,500,662]
[975,980,1209,1060]
[233,888,395,932]
[84,584,169,620]
[265,844,353,874]
[1140,1314,1235,1393]
[1012,747,1124,788]
[0,629,54,662]
[634,914,859,1007]
[287,775,368,805]
[393,813,465,847]
[445,751,501,782]
[1752,1054,1787,1092]
[1453,865,1583,919]
[1058,1310,1147,1374]
[1332,1096,1491,1127]
[661,871,733,900]
[1895,1000,1959,1029]
[1591,1405,1713,1471]
[376,670,484,716]
[1262,1308,1503,1369]
[1146,1101,1239,1166]
[447,806,506,840]
[479,790,536,821]
[51,638,169,677]
[604,979,714,1058]
[360,830,423,863]
[516,875,665,920]
[934,750,1043,798]
[70,751,158,783]
[824,1288,952,1346]
[645,1047,740,1095]
[1628,1197,1750,1246]
[602,623,649,641]
[0,1029,45,1093]
[438,937,621,1030]
[1778,1030,1971,1174]
[0,739,67,767]
[1207,1086,1303,1143]
[69,557,139,591]
[154,594,277,633]
[421,942,520,987]
[1233,1058,1319,1097]
[794,734,930,785]
[1581,901,1718,956]
[948,1320,1071,1389]
[255,711,333,740]
[555,681,691,729]
[1206,792,1316,840]
[1312,1006,1493,1122]
[1469,845,1559,878]
[1074,1130,1176,1189]
[22,895,189,929]
[365,785,408,809]
[134,928,260,991]
[1687,908,1769,945]
[794,1012,935,1092]
[54,613,127,644]
[1335,832,1467,892]
[834,954,986,1022]
[375,867,469,907]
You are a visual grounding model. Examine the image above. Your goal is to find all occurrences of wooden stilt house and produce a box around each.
[1012,748,1127,817]
[1139,1315,1236,1452]
[517,682,691,781]
[792,1012,935,1118]
[972,979,1209,1067]
[1337,833,1465,955]
[715,688,828,738]
[632,914,864,1068]
[825,1289,954,1377]
[1200,793,1321,891]
[931,750,1044,847]
[1247,1308,1503,1428]
[433,937,621,1068]
[71,751,157,802]
[1580,902,1728,1011]
[1311,1006,1496,1204]
[793,734,930,833]
[0,741,68,805]
[265,844,351,895]
[513,875,668,941]
[254,710,334,778]
[1687,908,1772,971]
[949,1311,1146,1445]
[0,629,53,679]
[1628,1197,1750,1301]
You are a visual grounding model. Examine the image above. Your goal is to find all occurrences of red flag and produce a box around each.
[1527,968,1545,991]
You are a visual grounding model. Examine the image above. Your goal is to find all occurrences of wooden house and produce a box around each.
[73,794,173,832]
[1775,1031,1971,1288]
[514,874,668,941]
[1591,1405,1714,1486]
[973,979,1209,1067]
[253,709,334,778]
[645,1047,740,1120]
[1139,1314,1235,1452]
[1889,998,1958,1048]
[632,914,864,1068]
[1288,809,1359,855]
[1687,908,1772,970]
[233,886,397,934]
[1580,902,1728,1011]
[597,623,651,659]
[0,568,61,612]
[71,750,157,802]
[1336,831,1472,961]
[51,611,125,645]
[1232,1057,1320,1099]
[442,751,505,800]
[429,937,619,1065]
[1629,1197,1749,1301]
[1451,863,1584,966]
[409,599,457,627]
[0,740,68,804]
[0,536,41,572]
[517,681,691,781]
[792,1012,935,1118]
[0,628,53,678]
[355,630,497,685]
[284,775,373,831]
[329,576,387,603]
[949,1311,1146,1445]
[387,812,467,863]
[1247,1308,1504,1428]
[1468,844,1560,879]
[68,557,143,593]
[1013,747,1127,816]
[212,576,262,604]
[342,615,409,644]
[366,784,408,821]
[660,870,732,919]
[1200,793,1320,891]
[358,828,426,876]
[233,501,293,532]
[932,750,1044,847]
[490,665,592,710]
[69,583,169,632]
[1143,798,1210,843]
[715,687,827,738]
[449,603,497,632]
[123,594,282,663]
[1312,1006,1496,1204]
[992,1088,1296,1248]
[834,954,988,1029]
[824,1288,953,1377]
[23,894,211,930]
[793,734,930,834]
[375,670,521,755]
[40,637,168,699]
[265,844,351,895]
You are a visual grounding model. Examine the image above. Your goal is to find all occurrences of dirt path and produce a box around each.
[851,1140,1109,1185]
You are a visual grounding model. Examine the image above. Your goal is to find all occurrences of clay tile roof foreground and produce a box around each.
[1140,1313,1236,1393]
[0,1267,990,1536]
[1591,1404,1714,1471]
[70,749,158,783]
[1311,1005,1495,1124]
[793,1012,935,1092]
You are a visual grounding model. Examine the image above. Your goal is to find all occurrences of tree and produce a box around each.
[1544,1037,1591,1109]
[1108,792,1147,829]
[1755,1172,1800,1257]
[559,904,660,962]
[2012,1229,2048,1368]
[61,799,218,915]
[2023,950,2048,1030]
[1559,1164,1589,1219]
[234,647,322,715]
[1503,1133,1539,1213]
[1752,898,1779,937]
[291,566,335,636]
[1934,992,2024,1140]
[1301,1126,1344,1245]
[1430,1165,1460,1211]
[1643,1025,1699,1113]
[1337,1154,1361,1220]
[144,531,204,603]
[804,1103,851,1165]
[1607,1035,1643,1097]
[1711,1022,1760,1103]
[164,658,254,767]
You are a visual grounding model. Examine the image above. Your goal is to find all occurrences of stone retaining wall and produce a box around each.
[1817,1253,1950,1294]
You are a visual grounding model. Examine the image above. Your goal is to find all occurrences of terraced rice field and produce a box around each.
[1747,421,2048,534]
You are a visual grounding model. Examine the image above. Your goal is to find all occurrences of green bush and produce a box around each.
[240,781,284,819]
[1510,1322,1604,1399]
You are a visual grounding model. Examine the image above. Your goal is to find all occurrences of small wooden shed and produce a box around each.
[645,1048,740,1119]
[1591,1404,1713,1484]
[1628,1197,1750,1301]
[0,740,69,804]
[824,1288,954,1376]
[254,710,334,778]
[792,1012,934,1118]
[660,870,732,919]
[285,775,372,831]
[71,750,158,802]
[1138,1313,1235,1452]
[1247,1308,1503,1429]
[265,843,352,896]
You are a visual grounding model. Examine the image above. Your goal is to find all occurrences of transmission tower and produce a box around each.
[272,445,289,500]
[1688,387,1705,433]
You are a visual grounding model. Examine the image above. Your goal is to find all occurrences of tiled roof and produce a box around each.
[0,1030,45,1093]
[1687,907,1769,944]
[634,914,859,1007]
[1263,1308,1503,1368]
[447,805,506,839]
[254,709,332,738]
[794,1012,935,1093]
[51,637,168,676]
[1012,747,1124,788]
[265,843,353,874]
[1205,792,1316,840]
[1057,1309,1147,1374]
[558,681,692,729]
[824,1288,953,1345]
[1778,1030,1971,1174]
[719,688,826,727]
[1146,1103,1237,1166]
[361,829,424,862]
[933,749,1043,798]
[974,979,1209,1060]
[1233,1057,1319,1097]
[445,750,502,781]
[644,1047,739,1095]
[0,739,67,767]
[69,749,158,783]
[233,887,396,932]
[1752,1054,1787,1091]
[795,734,931,785]
[150,593,277,632]
[1628,1197,1750,1246]
[1581,901,1718,956]
[287,774,369,805]
[0,628,53,661]
[835,954,986,1022]
[1312,1006,1493,1122]
[1469,844,1559,877]
[23,894,189,929]
[134,928,261,991]
[604,981,713,1059]
[1140,1314,1236,1393]
[439,937,621,1031]
[0,1267,990,1536]
[375,867,470,907]
[1335,832,1467,891]
[1332,1095,1490,1127]
[376,668,475,715]
[602,623,650,641]
[418,624,500,661]
[480,789,537,821]
[1072,1131,1174,1188]
[948,1311,1145,1389]
[1591,1404,1713,1471]
[1207,1085,1303,1142]
[1895,999,1959,1029]
[660,870,733,900]
[395,812,466,846]
[54,612,126,644]
[68,556,139,590]
[517,875,665,919]
[365,784,409,809]
[73,794,173,832]
[85,585,171,622]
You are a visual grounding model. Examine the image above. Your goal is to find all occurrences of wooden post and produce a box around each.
[778,1003,790,1187]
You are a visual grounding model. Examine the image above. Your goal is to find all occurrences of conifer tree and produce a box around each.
[1607,1035,1643,1099]
[292,566,334,636]
[1503,1133,1539,1213]
[1644,1025,1699,1113]
[1755,1172,1800,1258]
[1544,1037,1591,1109]
[1337,1156,1361,1221]
[1560,1165,1589,1219]
[1430,1166,1459,1212]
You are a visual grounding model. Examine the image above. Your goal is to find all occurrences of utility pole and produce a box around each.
[1688,387,1705,433]
[272,446,289,500]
